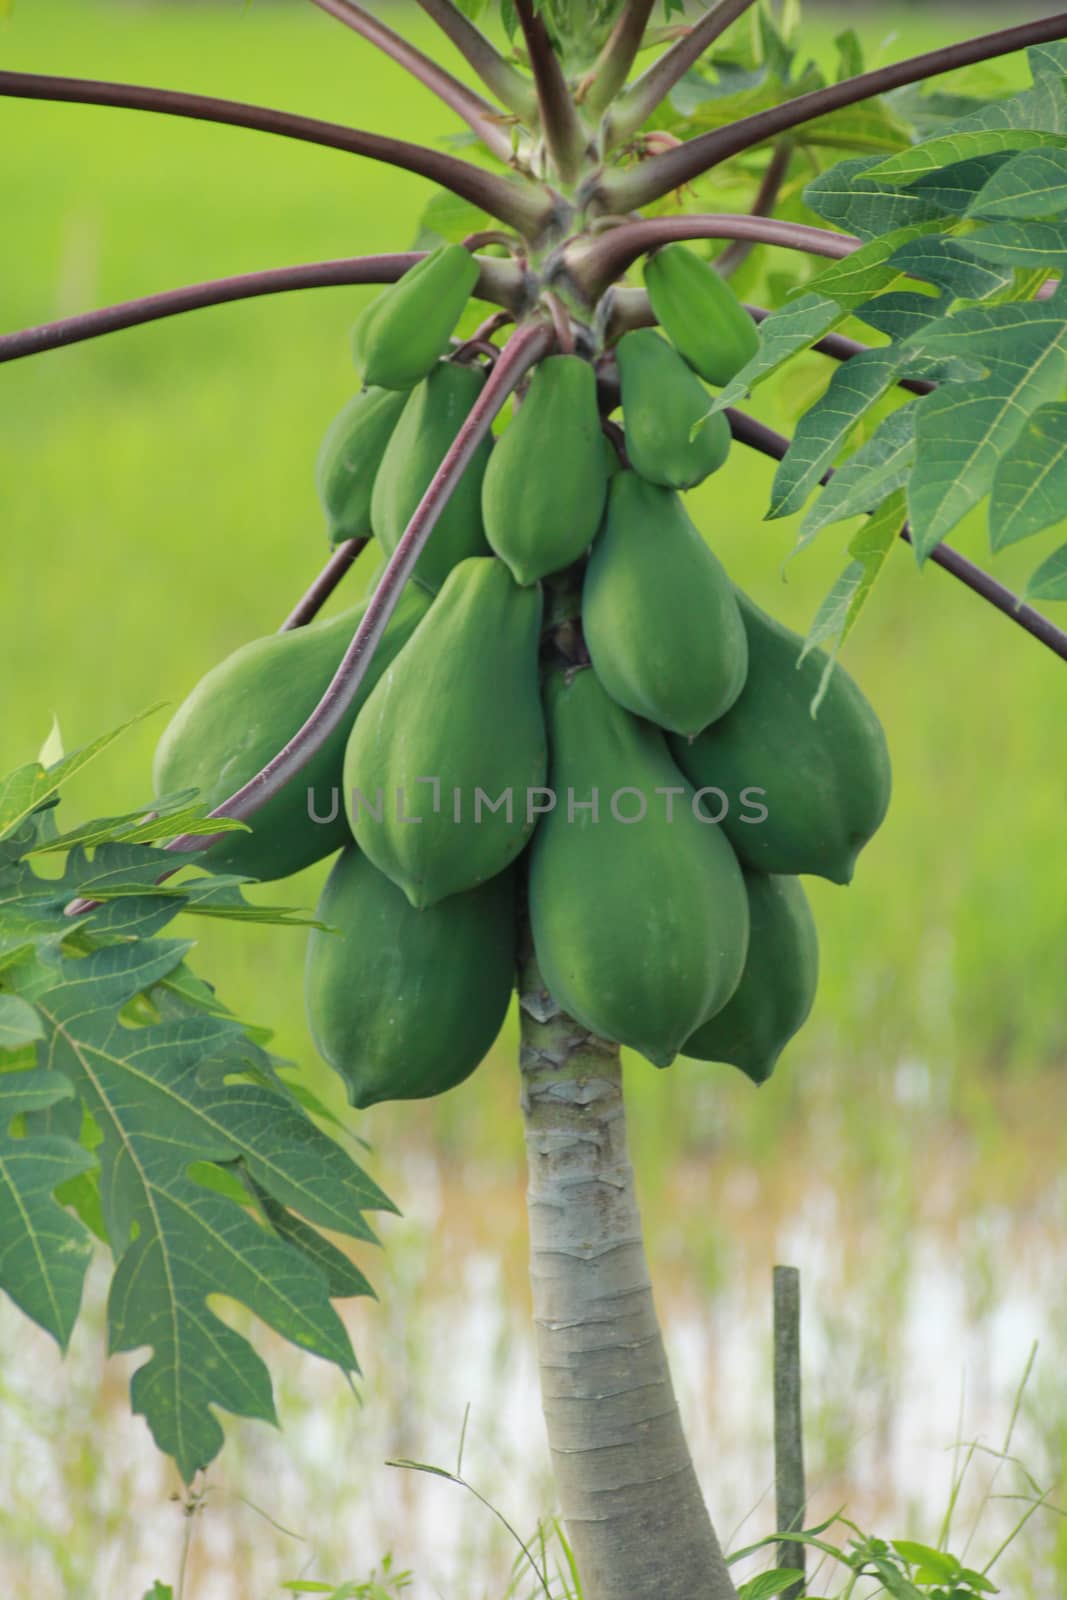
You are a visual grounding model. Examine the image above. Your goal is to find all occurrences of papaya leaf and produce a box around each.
[769,348,910,519]
[968,147,1067,218]
[795,405,916,548]
[905,153,1018,217]
[25,791,250,855]
[1024,541,1067,601]
[0,708,163,840]
[703,292,842,416]
[989,403,1067,550]
[888,235,1013,302]
[801,490,907,714]
[804,155,946,239]
[0,774,394,1481]
[0,993,44,1049]
[869,131,1067,187]
[803,220,954,312]
[962,218,1067,268]
[905,301,1067,559]
[0,1119,95,1349]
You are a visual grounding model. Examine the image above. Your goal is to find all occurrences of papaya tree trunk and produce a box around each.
[517,949,739,1600]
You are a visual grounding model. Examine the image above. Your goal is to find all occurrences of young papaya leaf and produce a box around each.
[38,716,64,769]
[967,147,1067,218]
[793,101,911,158]
[1024,541,1067,601]
[0,1128,95,1349]
[702,292,843,416]
[769,349,909,519]
[834,28,864,81]
[989,403,1067,550]
[795,405,916,548]
[905,301,1067,559]
[0,993,44,1049]
[804,155,947,239]
[962,218,1067,269]
[0,707,163,841]
[801,490,907,715]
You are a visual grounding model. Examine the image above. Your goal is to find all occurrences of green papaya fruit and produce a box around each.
[315,386,408,547]
[371,361,493,593]
[351,244,479,391]
[644,243,759,387]
[683,871,818,1084]
[153,583,429,882]
[582,472,748,737]
[670,591,892,884]
[528,667,749,1067]
[306,844,515,1109]
[344,556,546,908]
[481,354,608,585]
[616,329,731,490]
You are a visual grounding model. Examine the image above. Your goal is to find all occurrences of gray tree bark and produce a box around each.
[517,949,739,1600]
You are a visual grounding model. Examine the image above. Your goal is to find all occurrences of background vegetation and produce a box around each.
[2,3,1066,1596]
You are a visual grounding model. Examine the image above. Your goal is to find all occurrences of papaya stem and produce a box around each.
[162,320,555,856]
[578,0,656,118]
[517,946,739,1600]
[413,0,538,123]
[0,253,525,364]
[278,539,368,632]
[569,215,857,299]
[306,0,517,164]
[595,12,1067,211]
[726,409,1067,665]
[602,0,759,148]
[716,140,794,278]
[513,0,588,186]
[0,70,552,234]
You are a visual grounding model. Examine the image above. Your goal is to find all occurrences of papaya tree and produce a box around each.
[4,4,1067,1598]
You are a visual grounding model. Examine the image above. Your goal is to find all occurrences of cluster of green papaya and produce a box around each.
[152,241,891,1109]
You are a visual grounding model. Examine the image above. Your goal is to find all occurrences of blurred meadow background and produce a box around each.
[2,1,1067,1595]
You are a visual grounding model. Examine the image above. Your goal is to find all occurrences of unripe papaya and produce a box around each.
[528,668,749,1067]
[152,583,429,882]
[683,871,819,1084]
[315,386,408,547]
[644,243,759,387]
[582,473,748,737]
[371,361,493,593]
[344,557,546,908]
[351,244,479,391]
[670,591,892,884]
[481,354,608,585]
[616,329,731,489]
[305,844,514,1109]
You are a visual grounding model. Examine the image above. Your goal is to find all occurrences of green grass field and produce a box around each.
[3,4,1067,1595]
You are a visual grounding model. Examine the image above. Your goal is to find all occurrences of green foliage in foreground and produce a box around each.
[0,725,392,1482]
